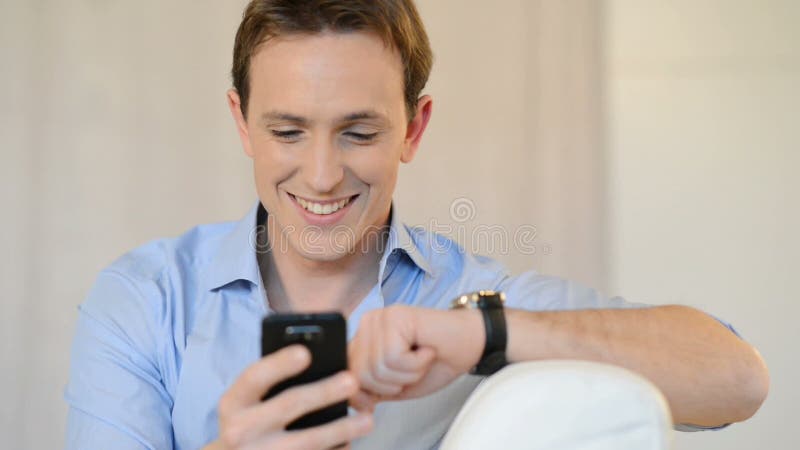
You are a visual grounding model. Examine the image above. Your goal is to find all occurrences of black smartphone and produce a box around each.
[261,312,348,430]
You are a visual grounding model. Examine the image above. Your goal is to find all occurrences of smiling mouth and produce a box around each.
[289,193,359,215]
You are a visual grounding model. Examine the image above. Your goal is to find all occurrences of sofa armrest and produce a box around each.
[440,360,673,450]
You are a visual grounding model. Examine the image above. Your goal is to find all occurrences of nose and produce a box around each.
[305,138,344,194]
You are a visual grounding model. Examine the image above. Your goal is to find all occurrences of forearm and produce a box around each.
[357,303,768,427]
[503,305,769,426]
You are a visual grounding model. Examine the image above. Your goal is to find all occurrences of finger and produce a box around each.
[396,364,458,400]
[370,334,431,385]
[371,346,437,388]
[357,368,404,397]
[349,390,377,413]
[277,413,374,450]
[350,336,402,397]
[360,352,440,399]
[386,346,437,373]
[220,345,310,414]
[264,371,359,431]
[223,371,357,445]
[372,364,425,386]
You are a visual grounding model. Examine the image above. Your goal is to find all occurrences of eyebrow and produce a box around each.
[260,109,388,127]
[340,110,386,123]
[260,111,308,126]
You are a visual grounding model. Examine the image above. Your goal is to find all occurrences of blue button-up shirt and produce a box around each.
[64,200,734,449]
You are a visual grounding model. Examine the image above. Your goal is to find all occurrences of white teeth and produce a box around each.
[295,195,352,215]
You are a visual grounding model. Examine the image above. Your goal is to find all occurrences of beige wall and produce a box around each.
[605,1,800,449]
[409,0,607,290]
[0,2,254,448]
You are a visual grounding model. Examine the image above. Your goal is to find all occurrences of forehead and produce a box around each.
[248,31,405,118]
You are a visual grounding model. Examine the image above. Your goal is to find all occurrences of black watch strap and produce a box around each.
[472,294,508,375]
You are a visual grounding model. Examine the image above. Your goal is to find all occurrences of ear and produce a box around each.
[227,88,255,158]
[400,95,433,163]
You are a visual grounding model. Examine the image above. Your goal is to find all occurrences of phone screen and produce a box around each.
[261,312,348,430]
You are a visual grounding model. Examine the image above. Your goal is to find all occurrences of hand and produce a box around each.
[208,345,373,450]
[348,305,484,410]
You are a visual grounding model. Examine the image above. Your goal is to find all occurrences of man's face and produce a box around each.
[228,31,431,261]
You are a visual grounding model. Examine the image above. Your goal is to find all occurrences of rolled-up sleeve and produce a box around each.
[64,270,174,450]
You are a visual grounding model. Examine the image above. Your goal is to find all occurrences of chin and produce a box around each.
[296,245,356,263]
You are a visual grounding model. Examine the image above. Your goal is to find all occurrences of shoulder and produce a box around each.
[404,225,645,312]
[102,219,236,284]
[404,225,511,290]
[81,219,237,336]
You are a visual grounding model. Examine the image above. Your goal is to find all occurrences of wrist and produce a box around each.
[456,308,486,371]
[416,308,484,373]
[449,291,508,375]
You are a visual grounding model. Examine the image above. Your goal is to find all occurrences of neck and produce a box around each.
[259,211,390,316]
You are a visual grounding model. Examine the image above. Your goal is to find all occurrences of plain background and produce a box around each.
[1,1,797,449]
[606,1,799,448]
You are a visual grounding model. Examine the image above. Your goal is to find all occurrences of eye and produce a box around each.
[270,129,303,142]
[344,131,379,143]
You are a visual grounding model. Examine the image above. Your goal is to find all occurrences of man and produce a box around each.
[64,1,769,449]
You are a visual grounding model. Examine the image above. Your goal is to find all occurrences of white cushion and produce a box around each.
[439,360,673,450]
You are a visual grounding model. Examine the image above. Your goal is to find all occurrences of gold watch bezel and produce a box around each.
[450,290,506,309]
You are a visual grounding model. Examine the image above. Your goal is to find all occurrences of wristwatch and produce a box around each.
[450,290,508,375]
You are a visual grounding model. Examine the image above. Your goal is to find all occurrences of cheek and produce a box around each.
[348,147,401,188]
[251,143,297,184]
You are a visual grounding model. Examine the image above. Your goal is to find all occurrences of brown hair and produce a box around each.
[231,0,433,120]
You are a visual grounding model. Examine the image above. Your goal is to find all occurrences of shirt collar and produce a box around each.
[380,202,433,278]
[203,201,264,291]
[203,199,433,292]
